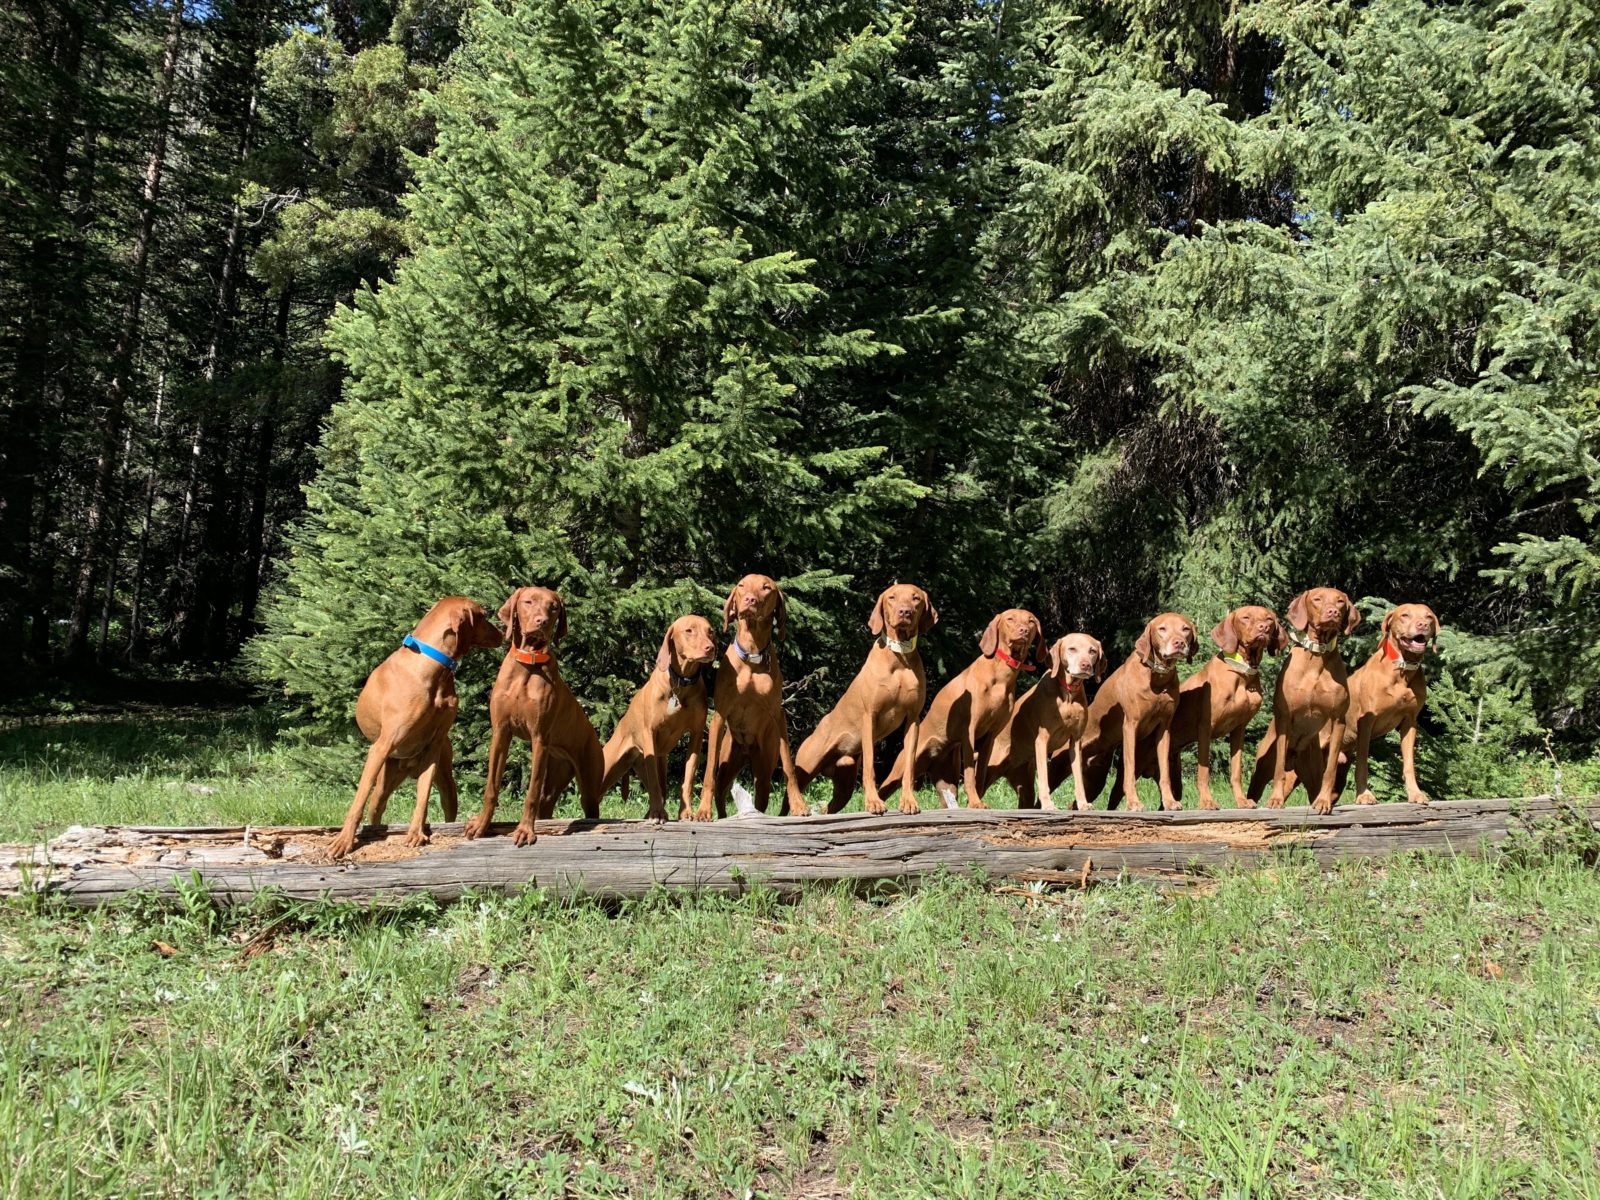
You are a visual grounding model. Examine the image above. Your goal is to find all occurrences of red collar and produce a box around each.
[512,646,552,666]
[1056,674,1084,696]
[994,645,1036,672]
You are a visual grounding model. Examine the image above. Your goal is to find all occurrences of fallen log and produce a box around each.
[2,796,1592,907]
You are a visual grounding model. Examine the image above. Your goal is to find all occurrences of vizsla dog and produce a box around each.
[878,608,1043,809]
[1127,606,1285,809]
[465,587,605,846]
[1340,603,1440,806]
[1246,587,1361,813]
[979,633,1104,810]
[794,583,938,816]
[1065,612,1197,811]
[695,574,807,820]
[600,615,718,821]
[329,597,503,860]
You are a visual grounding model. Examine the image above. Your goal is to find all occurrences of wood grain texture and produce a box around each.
[2,797,1592,906]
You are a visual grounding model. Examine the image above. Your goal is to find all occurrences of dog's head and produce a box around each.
[870,583,937,643]
[723,574,787,641]
[1286,587,1359,642]
[498,586,566,650]
[1382,604,1440,658]
[657,614,718,675]
[1047,633,1105,684]
[1135,612,1197,666]
[1211,605,1286,660]
[980,608,1044,666]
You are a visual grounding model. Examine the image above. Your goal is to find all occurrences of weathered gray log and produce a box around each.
[1,796,1591,906]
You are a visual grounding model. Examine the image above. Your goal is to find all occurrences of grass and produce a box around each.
[3,684,1598,1197]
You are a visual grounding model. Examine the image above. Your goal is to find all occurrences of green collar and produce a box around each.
[1219,650,1259,676]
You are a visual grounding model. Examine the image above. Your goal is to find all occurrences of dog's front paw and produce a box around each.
[1125,797,1146,813]
[403,828,430,850]
[864,794,887,815]
[690,800,714,823]
[788,797,811,818]
[1356,790,1378,806]
[464,812,493,840]
[1161,797,1182,812]
[328,832,357,860]
[1407,789,1432,806]
[511,821,538,846]
[1072,798,1093,812]
[896,794,920,816]
[1233,795,1256,810]
[1265,793,1286,810]
[1310,795,1336,816]
[1198,797,1219,811]
[967,797,989,810]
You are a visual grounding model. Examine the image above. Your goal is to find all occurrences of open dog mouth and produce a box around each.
[1397,633,1427,652]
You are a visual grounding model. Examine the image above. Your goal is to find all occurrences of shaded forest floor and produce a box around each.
[3,684,1600,1196]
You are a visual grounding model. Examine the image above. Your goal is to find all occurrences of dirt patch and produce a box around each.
[982,818,1318,852]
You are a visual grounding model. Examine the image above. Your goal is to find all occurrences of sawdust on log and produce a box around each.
[981,818,1315,851]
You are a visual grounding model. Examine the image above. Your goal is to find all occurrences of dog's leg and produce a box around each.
[1399,719,1430,805]
[1070,741,1091,812]
[466,723,513,839]
[639,752,668,822]
[694,716,727,822]
[1267,713,1290,809]
[1156,724,1180,812]
[405,755,438,849]
[1121,719,1145,812]
[827,758,857,814]
[435,736,458,823]
[1030,726,1053,810]
[1311,719,1344,815]
[331,736,396,860]
[859,710,888,814]
[680,723,705,820]
[896,718,922,815]
[1229,727,1253,808]
[1353,714,1378,806]
[514,740,547,845]
[962,719,986,809]
[775,720,809,817]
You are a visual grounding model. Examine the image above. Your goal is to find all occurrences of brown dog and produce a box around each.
[879,608,1043,809]
[794,583,938,815]
[695,574,807,820]
[329,597,504,860]
[1247,587,1361,813]
[600,615,718,821]
[980,633,1104,809]
[1067,613,1197,811]
[1128,606,1285,809]
[1341,603,1440,806]
[465,587,605,846]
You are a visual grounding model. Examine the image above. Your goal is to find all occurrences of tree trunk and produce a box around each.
[124,366,167,659]
[240,286,292,630]
[66,0,186,660]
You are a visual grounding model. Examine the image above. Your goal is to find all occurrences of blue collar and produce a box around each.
[403,634,458,672]
[730,632,767,665]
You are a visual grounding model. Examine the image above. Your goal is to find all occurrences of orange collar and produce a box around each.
[994,645,1036,672]
[512,646,553,666]
[1381,638,1423,674]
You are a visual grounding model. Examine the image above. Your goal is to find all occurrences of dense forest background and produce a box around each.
[4,0,1597,789]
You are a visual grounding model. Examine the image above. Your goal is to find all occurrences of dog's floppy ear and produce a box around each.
[774,586,788,643]
[1382,608,1399,639]
[655,623,676,674]
[1048,639,1066,678]
[1134,619,1156,664]
[1424,605,1442,651]
[1092,637,1107,681]
[1211,613,1239,654]
[1286,591,1310,633]
[1184,619,1199,662]
[918,588,939,634]
[868,588,889,636]
[979,614,1000,658]
[723,584,740,632]
[1344,600,1361,635]
[498,589,523,647]
[1268,618,1287,655]
[1031,615,1048,666]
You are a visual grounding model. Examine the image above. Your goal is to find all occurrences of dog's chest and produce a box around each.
[875,663,923,714]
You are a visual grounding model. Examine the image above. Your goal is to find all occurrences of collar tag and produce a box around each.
[512,645,552,666]
[403,634,459,673]
[881,633,917,656]
[667,692,682,715]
